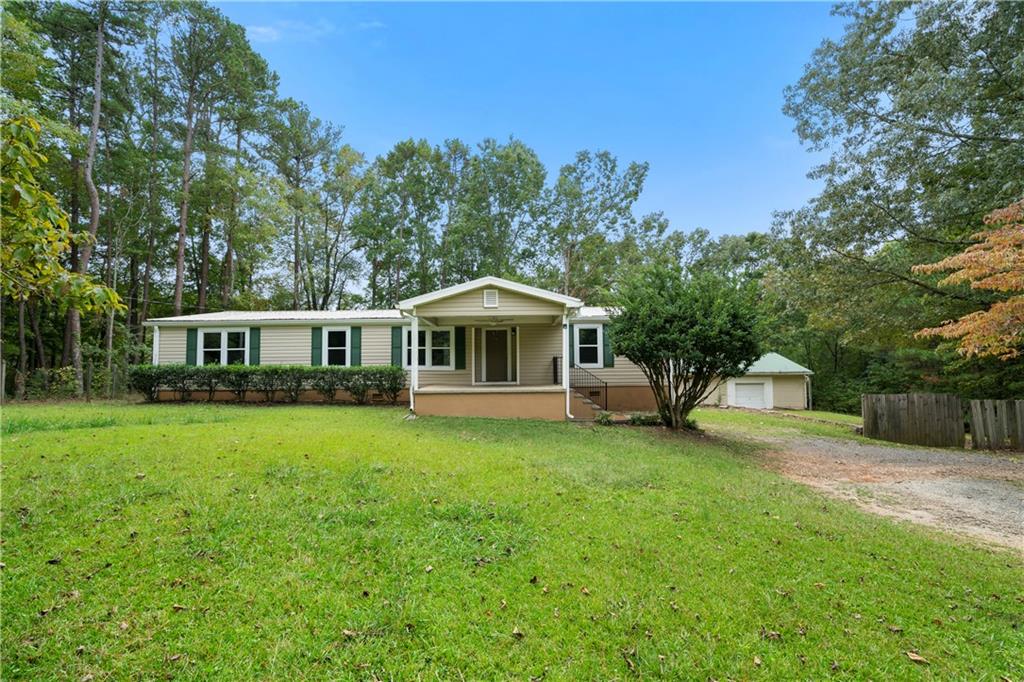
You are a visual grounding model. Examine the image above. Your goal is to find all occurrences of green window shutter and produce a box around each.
[568,324,575,367]
[454,326,466,370]
[602,325,614,368]
[391,326,403,366]
[249,327,261,366]
[350,327,361,366]
[186,328,197,366]
[310,327,322,366]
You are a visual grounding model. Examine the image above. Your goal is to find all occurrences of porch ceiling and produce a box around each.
[417,314,563,327]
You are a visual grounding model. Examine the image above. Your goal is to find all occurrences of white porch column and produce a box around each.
[152,326,160,365]
[410,313,419,411]
[562,314,573,419]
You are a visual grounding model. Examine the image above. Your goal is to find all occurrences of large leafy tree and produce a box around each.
[264,98,341,309]
[2,116,122,396]
[610,265,763,429]
[536,150,648,300]
[780,1,1023,333]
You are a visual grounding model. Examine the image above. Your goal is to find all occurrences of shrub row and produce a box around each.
[128,364,405,405]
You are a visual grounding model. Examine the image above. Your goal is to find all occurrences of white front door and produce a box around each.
[734,382,767,409]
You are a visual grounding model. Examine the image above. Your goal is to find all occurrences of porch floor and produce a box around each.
[415,384,563,394]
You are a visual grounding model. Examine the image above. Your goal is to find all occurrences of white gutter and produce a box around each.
[152,325,159,364]
[142,318,405,328]
[562,313,573,420]
[410,311,418,412]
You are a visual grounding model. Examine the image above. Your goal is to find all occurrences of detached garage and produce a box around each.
[724,353,814,410]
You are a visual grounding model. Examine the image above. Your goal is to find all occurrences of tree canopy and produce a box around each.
[610,265,763,428]
[1,0,1021,407]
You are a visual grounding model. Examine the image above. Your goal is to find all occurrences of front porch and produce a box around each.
[399,277,605,420]
[407,320,574,420]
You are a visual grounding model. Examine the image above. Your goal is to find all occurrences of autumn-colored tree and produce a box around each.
[913,201,1024,359]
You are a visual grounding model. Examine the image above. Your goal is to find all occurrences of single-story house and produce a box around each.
[145,276,813,420]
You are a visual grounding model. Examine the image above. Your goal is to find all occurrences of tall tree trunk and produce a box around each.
[222,126,242,307]
[69,1,107,397]
[62,90,82,368]
[16,301,28,400]
[198,215,210,312]
[292,157,301,310]
[173,88,196,315]
[106,243,119,397]
[127,254,138,352]
[28,299,48,372]
[140,29,160,337]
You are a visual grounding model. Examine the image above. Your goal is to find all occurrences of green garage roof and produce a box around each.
[746,352,814,375]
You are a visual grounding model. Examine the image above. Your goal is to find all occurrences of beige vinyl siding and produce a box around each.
[159,327,187,364]
[416,287,565,317]
[361,325,397,366]
[770,375,807,409]
[417,369,472,387]
[259,326,312,365]
[587,356,649,386]
[700,382,725,405]
[518,325,561,385]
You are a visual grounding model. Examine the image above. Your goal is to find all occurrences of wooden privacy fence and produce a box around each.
[861,393,965,448]
[970,400,1024,450]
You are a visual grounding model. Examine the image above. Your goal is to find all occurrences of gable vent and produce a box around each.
[483,289,499,308]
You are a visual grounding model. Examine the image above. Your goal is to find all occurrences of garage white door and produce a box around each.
[734,382,766,409]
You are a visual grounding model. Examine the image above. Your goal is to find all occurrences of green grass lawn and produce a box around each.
[692,407,865,441]
[3,403,1021,680]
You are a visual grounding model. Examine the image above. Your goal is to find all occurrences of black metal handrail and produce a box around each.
[553,356,608,411]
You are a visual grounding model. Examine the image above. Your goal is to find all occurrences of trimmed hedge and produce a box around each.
[128,364,406,405]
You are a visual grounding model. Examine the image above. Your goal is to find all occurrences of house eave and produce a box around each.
[398,276,583,310]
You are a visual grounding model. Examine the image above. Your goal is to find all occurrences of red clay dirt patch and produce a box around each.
[759,437,1024,553]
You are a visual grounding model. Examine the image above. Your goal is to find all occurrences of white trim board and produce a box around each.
[398,276,583,309]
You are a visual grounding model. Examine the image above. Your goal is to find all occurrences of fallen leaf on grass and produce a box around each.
[342,629,359,638]
[888,625,904,634]
[529,575,538,584]
[753,655,762,667]
[906,651,929,665]
[580,587,590,596]
[512,627,524,640]
[424,565,433,573]
[135,473,146,480]
[172,604,187,612]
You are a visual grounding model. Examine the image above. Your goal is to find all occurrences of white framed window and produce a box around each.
[573,324,602,369]
[483,289,499,308]
[323,326,350,366]
[404,326,454,370]
[199,328,248,366]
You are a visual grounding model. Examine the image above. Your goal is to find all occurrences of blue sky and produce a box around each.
[216,2,847,238]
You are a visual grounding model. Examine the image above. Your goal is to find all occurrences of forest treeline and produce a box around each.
[1,1,1021,410]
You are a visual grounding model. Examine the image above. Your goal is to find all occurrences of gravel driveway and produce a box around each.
[760,435,1024,552]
